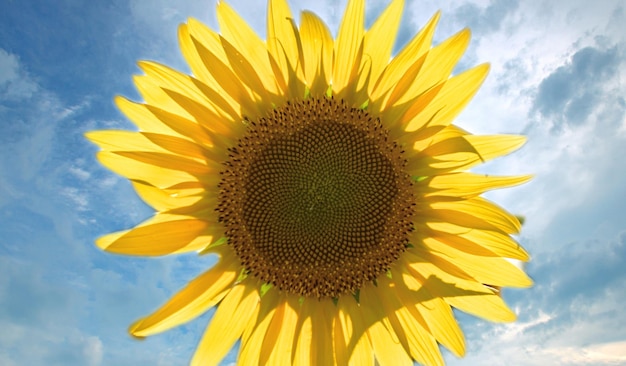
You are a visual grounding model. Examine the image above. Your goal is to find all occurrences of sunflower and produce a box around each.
[87,0,532,365]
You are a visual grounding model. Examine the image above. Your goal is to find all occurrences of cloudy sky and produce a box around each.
[1,0,625,365]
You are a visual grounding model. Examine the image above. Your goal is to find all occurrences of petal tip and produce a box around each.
[128,319,150,339]
[83,130,99,143]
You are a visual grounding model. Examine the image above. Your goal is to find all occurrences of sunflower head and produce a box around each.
[218,96,416,299]
[87,0,532,365]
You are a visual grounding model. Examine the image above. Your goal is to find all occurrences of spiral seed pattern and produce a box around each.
[218,97,415,298]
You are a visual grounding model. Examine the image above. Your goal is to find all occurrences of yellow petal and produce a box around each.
[85,130,211,163]
[191,281,260,366]
[135,60,242,124]
[132,75,192,122]
[333,305,349,366]
[396,273,465,363]
[421,235,533,288]
[380,72,441,140]
[408,124,468,153]
[456,134,527,161]
[425,196,523,234]
[312,299,335,365]
[417,173,532,198]
[131,180,210,212]
[387,66,482,143]
[333,0,365,97]
[262,296,300,365]
[370,11,440,103]
[132,180,201,211]
[259,299,287,365]
[398,28,471,107]
[402,251,499,351]
[392,265,467,358]
[96,151,198,188]
[404,249,493,295]
[142,59,251,139]
[360,285,413,366]
[220,35,273,105]
[267,0,303,96]
[393,273,466,359]
[292,297,314,366]
[178,23,214,85]
[114,96,178,136]
[138,61,212,110]
[375,277,443,363]
[182,18,246,116]
[112,151,214,175]
[96,215,217,255]
[129,250,239,337]
[418,206,507,234]
[165,86,242,141]
[179,19,242,114]
[186,33,259,118]
[403,63,490,133]
[299,11,333,96]
[347,331,374,366]
[216,1,280,96]
[86,130,159,152]
[361,0,404,94]
[444,289,517,323]
[113,97,225,153]
[366,320,413,366]
[178,23,215,88]
[238,288,279,365]
[416,222,531,260]
[139,132,210,161]
[143,103,233,152]
[383,53,427,112]
[392,280,445,366]
[337,295,375,366]
[407,134,527,175]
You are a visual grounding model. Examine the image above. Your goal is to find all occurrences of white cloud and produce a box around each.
[83,336,104,366]
[61,187,90,212]
[497,311,553,342]
[129,0,214,29]
[68,165,91,181]
[0,50,19,83]
[0,49,38,100]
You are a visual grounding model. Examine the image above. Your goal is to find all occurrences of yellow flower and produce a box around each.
[87,0,532,365]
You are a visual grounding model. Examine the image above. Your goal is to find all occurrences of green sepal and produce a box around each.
[298,296,305,306]
[386,269,393,279]
[406,243,415,248]
[325,85,333,97]
[352,289,360,304]
[372,279,378,287]
[515,215,526,225]
[210,236,227,247]
[332,297,339,306]
[260,282,273,297]
[412,176,428,183]
[198,236,228,255]
[236,267,249,283]
[359,99,369,110]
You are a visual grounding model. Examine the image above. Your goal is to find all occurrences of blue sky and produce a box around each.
[1,0,625,365]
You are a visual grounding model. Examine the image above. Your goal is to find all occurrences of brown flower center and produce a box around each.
[218,97,414,298]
